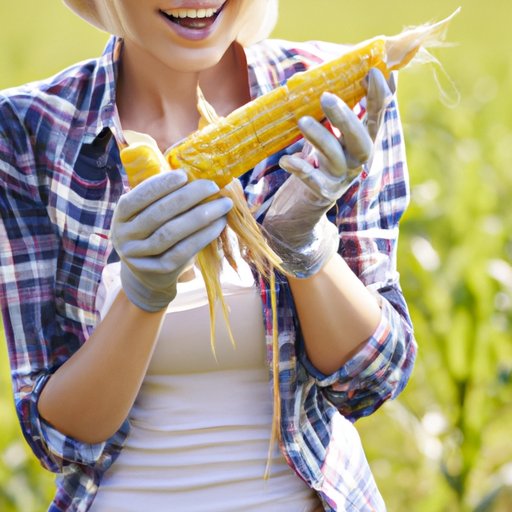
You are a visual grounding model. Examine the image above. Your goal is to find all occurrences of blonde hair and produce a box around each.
[62,0,278,46]
[237,0,279,46]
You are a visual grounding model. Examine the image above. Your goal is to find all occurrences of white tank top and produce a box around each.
[91,247,319,511]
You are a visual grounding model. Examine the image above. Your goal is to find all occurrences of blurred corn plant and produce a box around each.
[358,53,512,511]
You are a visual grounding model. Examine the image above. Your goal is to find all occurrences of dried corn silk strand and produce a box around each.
[195,239,236,357]
[195,89,284,475]
[265,270,281,480]
[219,180,284,475]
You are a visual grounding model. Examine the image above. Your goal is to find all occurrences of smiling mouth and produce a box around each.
[160,3,225,29]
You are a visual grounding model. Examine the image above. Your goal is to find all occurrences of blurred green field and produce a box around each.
[1,1,511,510]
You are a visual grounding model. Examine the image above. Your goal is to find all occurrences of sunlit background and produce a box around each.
[1,1,511,510]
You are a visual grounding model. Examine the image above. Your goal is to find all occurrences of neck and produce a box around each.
[116,40,249,151]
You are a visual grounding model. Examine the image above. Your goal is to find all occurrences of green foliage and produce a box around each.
[357,33,512,512]
[1,1,510,510]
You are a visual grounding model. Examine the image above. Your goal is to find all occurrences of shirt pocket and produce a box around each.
[55,228,112,330]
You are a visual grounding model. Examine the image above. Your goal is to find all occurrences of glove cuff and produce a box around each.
[120,264,177,313]
[265,216,339,278]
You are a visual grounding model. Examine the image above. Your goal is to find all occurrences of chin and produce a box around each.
[166,47,228,73]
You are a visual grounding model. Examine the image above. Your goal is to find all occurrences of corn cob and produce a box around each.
[160,10,458,187]
[120,10,458,477]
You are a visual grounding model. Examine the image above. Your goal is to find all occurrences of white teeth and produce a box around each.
[164,7,218,19]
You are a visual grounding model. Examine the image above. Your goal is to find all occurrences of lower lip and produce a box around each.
[159,5,226,41]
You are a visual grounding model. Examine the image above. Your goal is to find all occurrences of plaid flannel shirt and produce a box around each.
[0,36,416,511]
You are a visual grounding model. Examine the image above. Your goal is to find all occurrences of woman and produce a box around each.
[0,1,416,510]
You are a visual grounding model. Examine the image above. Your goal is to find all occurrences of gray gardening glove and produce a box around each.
[111,170,233,312]
[263,68,394,277]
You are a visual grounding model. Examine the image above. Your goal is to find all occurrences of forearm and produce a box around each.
[38,291,166,443]
[288,252,381,375]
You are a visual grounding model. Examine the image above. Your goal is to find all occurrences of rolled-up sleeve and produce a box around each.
[300,94,417,420]
[20,373,114,471]
[300,288,416,420]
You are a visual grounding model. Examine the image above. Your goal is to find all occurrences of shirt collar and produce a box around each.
[83,36,124,143]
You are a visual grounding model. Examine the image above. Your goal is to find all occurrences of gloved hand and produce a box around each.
[111,170,233,312]
[262,68,394,277]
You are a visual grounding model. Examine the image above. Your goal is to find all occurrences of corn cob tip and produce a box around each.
[385,8,461,71]
[120,132,169,187]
